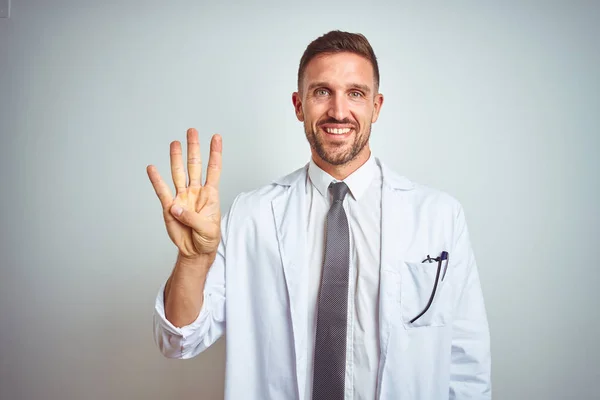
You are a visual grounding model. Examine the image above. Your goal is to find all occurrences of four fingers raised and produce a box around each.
[150,129,222,206]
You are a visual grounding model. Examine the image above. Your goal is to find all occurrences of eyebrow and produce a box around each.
[307,81,372,95]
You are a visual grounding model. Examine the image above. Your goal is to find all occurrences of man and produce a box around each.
[148,30,491,399]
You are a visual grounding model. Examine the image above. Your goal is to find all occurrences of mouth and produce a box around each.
[319,125,355,140]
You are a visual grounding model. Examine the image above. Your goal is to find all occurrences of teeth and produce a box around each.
[325,127,351,134]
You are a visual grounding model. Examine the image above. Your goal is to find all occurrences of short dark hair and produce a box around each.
[297,30,380,91]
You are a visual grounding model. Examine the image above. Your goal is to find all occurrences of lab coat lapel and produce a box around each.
[377,160,415,397]
[271,165,310,400]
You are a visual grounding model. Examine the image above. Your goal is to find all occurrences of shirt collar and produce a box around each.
[307,153,379,201]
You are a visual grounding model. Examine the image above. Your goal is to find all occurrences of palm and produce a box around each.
[147,129,223,258]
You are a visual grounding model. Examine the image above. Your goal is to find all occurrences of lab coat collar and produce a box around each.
[273,157,415,191]
[307,154,379,201]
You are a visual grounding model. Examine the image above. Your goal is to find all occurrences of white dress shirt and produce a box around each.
[305,153,382,400]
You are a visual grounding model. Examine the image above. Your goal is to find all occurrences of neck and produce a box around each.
[312,148,371,180]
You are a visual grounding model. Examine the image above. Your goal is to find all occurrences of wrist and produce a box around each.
[176,251,215,274]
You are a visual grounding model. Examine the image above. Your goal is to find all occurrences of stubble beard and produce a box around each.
[305,123,371,166]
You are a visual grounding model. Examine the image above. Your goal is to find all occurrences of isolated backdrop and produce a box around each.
[1,1,599,399]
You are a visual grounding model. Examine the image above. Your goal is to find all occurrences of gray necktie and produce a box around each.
[312,181,350,400]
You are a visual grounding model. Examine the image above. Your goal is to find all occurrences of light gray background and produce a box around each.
[1,1,598,399]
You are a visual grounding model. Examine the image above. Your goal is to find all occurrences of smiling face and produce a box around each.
[292,52,384,178]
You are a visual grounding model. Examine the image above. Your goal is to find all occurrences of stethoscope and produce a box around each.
[410,251,449,324]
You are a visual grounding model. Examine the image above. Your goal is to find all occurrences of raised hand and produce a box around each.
[147,128,222,260]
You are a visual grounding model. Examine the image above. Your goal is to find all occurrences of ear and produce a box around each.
[371,93,384,123]
[292,92,304,122]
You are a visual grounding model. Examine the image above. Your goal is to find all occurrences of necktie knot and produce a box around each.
[329,181,349,203]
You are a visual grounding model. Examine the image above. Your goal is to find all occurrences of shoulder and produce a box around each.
[378,158,463,215]
[412,181,461,209]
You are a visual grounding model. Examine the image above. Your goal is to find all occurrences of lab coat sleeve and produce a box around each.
[152,199,235,359]
[449,204,492,399]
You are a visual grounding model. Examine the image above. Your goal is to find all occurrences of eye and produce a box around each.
[315,89,330,96]
[349,91,363,98]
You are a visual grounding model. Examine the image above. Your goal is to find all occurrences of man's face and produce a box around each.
[292,52,383,167]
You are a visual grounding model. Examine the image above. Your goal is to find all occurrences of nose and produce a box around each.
[327,92,350,121]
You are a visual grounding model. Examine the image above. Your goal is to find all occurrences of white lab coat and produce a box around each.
[153,158,492,400]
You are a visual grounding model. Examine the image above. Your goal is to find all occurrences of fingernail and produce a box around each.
[172,205,183,216]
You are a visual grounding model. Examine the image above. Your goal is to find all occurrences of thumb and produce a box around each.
[170,204,199,229]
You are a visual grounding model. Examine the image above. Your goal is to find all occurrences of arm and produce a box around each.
[449,204,492,399]
[152,225,227,359]
[147,128,227,359]
[164,252,215,328]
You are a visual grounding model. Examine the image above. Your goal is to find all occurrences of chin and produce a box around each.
[318,148,355,166]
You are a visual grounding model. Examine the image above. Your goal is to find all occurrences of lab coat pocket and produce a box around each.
[400,261,451,328]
